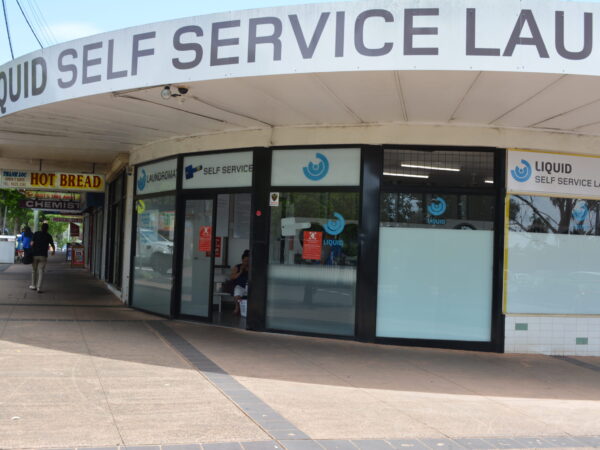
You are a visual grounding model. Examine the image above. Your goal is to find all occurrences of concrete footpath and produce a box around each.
[1,256,600,450]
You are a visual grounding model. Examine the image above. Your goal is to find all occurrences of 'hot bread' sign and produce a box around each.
[1,170,104,192]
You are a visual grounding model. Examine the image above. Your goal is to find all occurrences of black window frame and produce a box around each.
[126,145,506,352]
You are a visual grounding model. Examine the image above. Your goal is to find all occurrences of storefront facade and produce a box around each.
[2,0,600,355]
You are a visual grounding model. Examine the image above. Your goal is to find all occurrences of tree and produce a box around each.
[0,189,34,234]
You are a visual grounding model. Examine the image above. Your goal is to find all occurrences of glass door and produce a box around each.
[180,198,214,318]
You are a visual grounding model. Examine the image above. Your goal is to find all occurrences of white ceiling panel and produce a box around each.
[89,95,231,134]
[452,72,562,124]
[399,71,479,122]
[126,85,269,129]
[534,99,600,131]
[317,71,406,123]
[241,74,362,125]
[184,76,316,126]
[3,70,600,166]
[493,75,600,127]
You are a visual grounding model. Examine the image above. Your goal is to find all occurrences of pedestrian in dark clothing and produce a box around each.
[30,223,55,293]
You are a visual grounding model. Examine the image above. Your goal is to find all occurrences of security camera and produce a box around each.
[177,87,189,95]
[160,86,171,100]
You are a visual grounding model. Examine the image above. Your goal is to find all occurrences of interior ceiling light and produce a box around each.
[383,172,429,179]
[484,179,494,184]
[401,164,460,172]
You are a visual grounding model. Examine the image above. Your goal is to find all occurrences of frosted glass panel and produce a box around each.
[377,228,493,341]
[506,195,600,314]
[507,233,600,314]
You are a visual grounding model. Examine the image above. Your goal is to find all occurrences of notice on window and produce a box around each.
[302,231,322,260]
[215,236,222,258]
[199,226,212,252]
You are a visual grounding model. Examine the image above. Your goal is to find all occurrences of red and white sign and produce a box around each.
[71,246,85,267]
[302,231,322,260]
[198,226,212,252]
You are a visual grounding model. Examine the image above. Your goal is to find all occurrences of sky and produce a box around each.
[0,0,357,64]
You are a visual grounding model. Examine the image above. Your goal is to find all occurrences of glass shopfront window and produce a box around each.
[377,149,496,342]
[506,195,600,314]
[266,191,359,336]
[131,194,176,315]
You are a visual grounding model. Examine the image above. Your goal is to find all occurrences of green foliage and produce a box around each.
[41,215,70,247]
[0,190,80,245]
[0,189,34,233]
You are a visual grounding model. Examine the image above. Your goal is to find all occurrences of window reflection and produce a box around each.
[266,192,359,336]
[510,195,600,235]
[131,196,175,316]
[381,193,494,230]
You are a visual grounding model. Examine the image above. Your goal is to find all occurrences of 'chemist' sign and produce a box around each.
[507,149,600,198]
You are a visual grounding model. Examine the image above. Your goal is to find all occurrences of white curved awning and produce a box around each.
[1,0,600,164]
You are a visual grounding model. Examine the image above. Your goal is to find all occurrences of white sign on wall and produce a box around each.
[507,149,600,198]
[2,0,600,117]
[182,151,253,189]
[271,148,361,186]
[136,159,177,195]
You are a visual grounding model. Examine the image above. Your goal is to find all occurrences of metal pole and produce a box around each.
[33,210,39,232]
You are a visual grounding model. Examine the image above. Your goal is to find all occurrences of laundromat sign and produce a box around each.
[507,149,600,198]
[0,169,104,192]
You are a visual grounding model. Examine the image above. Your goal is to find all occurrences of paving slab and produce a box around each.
[3,259,600,449]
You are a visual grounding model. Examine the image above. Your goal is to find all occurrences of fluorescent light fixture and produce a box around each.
[401,163,460,172]
[484,179,494,184]
[383,172,429,179]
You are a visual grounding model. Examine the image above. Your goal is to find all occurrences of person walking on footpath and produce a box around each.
[30,223,56,293]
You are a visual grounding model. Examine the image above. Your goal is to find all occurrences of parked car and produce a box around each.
[138,229,173,274]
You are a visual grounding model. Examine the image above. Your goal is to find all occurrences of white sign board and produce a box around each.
[182,152,253,189]
[507,149,600,198]
[136,159,177,195]
[2,0,600,117]
[271,148,360,186]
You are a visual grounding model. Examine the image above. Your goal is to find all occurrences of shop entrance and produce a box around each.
[177,192,251,328]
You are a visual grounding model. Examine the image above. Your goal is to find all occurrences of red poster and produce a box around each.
[199,226,212,251]
[302,231,322,260]
[215,237,222,258]
[71,246,85,267]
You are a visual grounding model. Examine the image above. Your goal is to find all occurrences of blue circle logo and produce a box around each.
[303,153,329,181]
[511,160,532,183]
[427,197,447,217]
[323,212,345,236]
[137,169,147,192]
